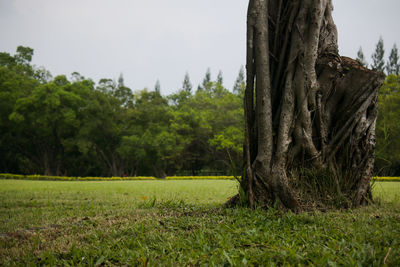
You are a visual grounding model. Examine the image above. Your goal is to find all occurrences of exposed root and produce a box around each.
[241,0,384,211]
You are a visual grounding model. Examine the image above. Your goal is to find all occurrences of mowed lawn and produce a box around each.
[1,179,399,266]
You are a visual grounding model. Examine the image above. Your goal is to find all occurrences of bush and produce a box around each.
[2,173,397,182]
[0,173,156,181]
[165,176,234,180]
[373,176,400,182]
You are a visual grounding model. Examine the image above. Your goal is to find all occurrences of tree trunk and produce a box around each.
[236,0,385,211]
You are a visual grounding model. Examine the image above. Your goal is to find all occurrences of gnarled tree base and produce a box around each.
[232,56,384,212]
[235,0,385,212]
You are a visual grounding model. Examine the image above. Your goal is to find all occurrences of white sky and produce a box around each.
[0,0,399,95]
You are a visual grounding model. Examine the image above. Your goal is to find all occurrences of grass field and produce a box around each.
[1,180,399,266]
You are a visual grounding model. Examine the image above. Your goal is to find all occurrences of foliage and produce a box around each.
[233,66,245,96]
[198,68,212,91]
[376,74,400,175]
[0,46,243,177]
[387,44,400,75]
[371,37,385,72]
[2,173,398,182]
[374,177,400,182]
[181,72,192,93]
[165,176,234,180]
[356,47,368,67]
[154,80,161,93]
[0,173,235,181]
[0,173,156,181]
[0,179,399,266]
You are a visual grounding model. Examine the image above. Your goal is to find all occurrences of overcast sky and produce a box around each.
[0,0,399,95]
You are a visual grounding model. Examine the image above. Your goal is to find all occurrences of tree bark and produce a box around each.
[236,0,385,211]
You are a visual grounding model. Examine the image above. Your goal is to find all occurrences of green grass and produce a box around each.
[1,180,399,266]
[373,181,400,203]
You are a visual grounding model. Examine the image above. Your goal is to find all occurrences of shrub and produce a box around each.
[2,173,398,182]
[165,176,234,180]
[373,176,400,182]
[0,173,156,181]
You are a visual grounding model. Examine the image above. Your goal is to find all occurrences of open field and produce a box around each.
[1,180,399,266]
[373,182,400,203]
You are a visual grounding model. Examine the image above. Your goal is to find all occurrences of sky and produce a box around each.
[0,0,399,95]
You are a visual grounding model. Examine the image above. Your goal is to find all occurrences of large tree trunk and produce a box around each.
[236,0,385,211]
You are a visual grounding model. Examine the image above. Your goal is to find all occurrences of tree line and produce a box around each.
[0,42,399,177]
[0,46,245,177]
[356,37,399,75]
[357,38,400,175]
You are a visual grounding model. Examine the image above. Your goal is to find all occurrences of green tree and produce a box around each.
[1,46,35,76]
[0,45,247,177]
[182,72,192,93]
[173,78,243,175]
[97,78,116,93]
[115,73,134,107]
[371,37,385,73]
[9,75,83,175]
[154,80,161,94]
[376,74,400,175]
[356,47,368,67]
[0,62,38,173]
[217,70,223,85]
[169,75,192,107]
[71,71,85,82]
[233,66,245,95]
[0,46,45,174]
[62,78,101,176]
[15,46,34,65]
[96,76,133,107]
[387,44,400,75]
[76,83,131,176]
[198,68,212,91]
[0,52,16,67]
[122,90,182,177]
[34,67,52,84]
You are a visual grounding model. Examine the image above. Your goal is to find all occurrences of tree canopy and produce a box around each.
[0,46,244,177]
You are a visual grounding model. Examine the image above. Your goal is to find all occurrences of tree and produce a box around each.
[233,66,245,95]
[154,80,161,94]
[15,46,34,65]
[387,44,400,75]
[356,47,368,67]
[217,70,224,85]
[0,54,38,173]
[0,52,16,67]
[97,78,116,94]
[371,37,385,72]
[182,72,193,93]
[115,73,134,107]
[77,85,128,177]
[376,74,400,175]
[9,75,84,176]
[1,46,35,76]
[1,45,247,177]
[34,67,52,83]
[198,68,212,91]
[172,80,243,176]
[203,68,211,87]
[234,0,385,211]
[122,90,180,177]
[71,71,85,82]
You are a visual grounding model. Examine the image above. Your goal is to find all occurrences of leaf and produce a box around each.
[94,255,105,266]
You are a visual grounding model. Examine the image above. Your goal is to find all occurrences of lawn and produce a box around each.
[1,180,399,266]
[373,181,400,203]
